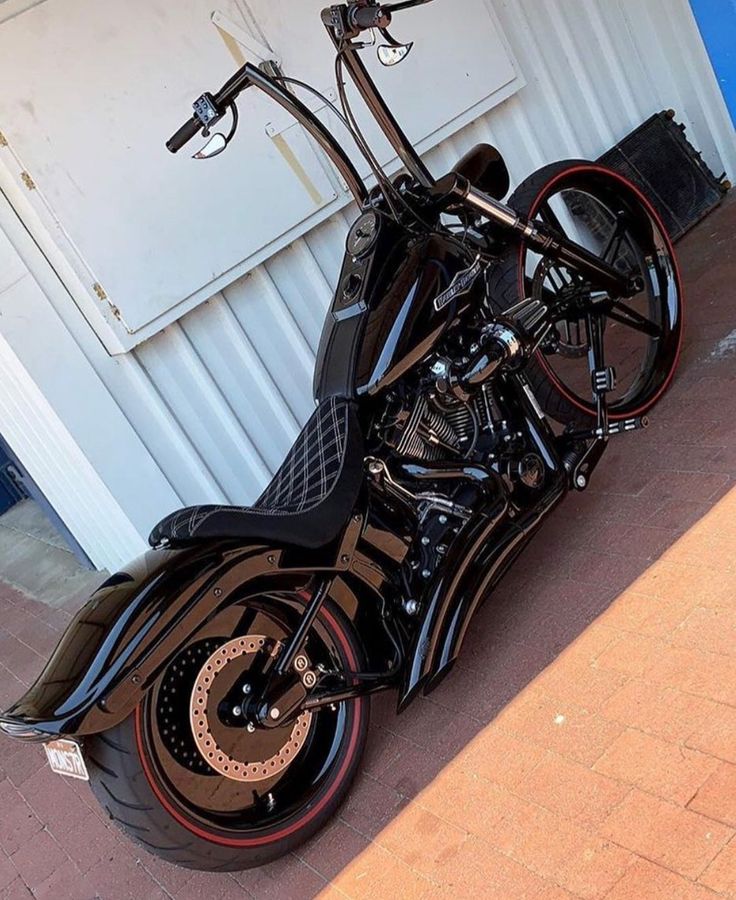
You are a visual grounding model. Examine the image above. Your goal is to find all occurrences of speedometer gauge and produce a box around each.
[347,211,379,258]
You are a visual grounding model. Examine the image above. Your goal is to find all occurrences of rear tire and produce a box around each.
[86,597,369,872]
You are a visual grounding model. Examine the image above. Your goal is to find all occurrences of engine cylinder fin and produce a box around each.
[394,394,480,461]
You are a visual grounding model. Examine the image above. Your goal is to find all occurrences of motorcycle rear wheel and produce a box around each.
[85,593,369,871]
[488,160,684,427]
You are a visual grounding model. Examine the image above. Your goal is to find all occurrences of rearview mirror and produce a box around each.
[378,41,413,66]
[193,132,229,159]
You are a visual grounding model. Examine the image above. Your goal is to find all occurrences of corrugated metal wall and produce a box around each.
[96,0,736,517]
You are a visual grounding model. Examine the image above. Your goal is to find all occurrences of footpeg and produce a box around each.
[565,415,649,443]
[564,414,650,491]
[607,415,649,436]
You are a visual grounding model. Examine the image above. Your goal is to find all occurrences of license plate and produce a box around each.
[44,739,89,781]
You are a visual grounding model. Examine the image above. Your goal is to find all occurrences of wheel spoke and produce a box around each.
[607,301,662,338]
[603,218,627,264]
[539,201,566,236]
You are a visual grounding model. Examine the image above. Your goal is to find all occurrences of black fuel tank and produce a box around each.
[314,211,482,401]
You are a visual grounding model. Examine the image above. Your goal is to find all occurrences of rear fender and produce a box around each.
[1,522,380,739]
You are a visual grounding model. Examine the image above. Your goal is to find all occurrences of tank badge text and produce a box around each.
[433,256,483,312]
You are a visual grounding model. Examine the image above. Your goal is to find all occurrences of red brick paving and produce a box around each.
[0,198,734,897]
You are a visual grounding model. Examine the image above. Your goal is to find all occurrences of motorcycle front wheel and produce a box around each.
[488,160,684,427]
[85,591,369,871]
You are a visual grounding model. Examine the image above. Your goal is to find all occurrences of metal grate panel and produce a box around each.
[599,110,729,240]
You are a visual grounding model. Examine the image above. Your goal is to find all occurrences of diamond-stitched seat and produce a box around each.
[149,398,364,549]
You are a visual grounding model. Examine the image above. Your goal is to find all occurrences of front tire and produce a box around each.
[488,160,684,427]
[85,595,369,871]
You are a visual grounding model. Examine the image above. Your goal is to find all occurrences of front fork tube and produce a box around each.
[458,180,640,298]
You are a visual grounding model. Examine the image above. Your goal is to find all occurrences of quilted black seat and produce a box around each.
[149,398,364,550]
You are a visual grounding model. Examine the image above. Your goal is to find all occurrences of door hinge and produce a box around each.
[20,171,36,191]
[92,282,108,301]
[0,131,7,147]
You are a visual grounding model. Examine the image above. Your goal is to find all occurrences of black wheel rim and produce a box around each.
[521,169,682,419]
[137,594,360,844]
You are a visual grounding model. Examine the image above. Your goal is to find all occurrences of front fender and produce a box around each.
[0,539,365,740]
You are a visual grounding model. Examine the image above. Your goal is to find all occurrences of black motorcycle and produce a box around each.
[0,0,682,873]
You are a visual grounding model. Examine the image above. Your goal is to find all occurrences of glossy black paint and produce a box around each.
[315,219,481,400]
[398,371,568,708]
[453,143,510,201]
[0,526,397,739]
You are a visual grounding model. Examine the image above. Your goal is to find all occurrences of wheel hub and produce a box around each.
[190,635,312,783]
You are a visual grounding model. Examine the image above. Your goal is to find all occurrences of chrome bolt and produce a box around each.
[303,671,317,688]
[232,705,242,717]
[242,683,252,695]
[246,722,256,733]
[368,460,383,475]
[576,474,587,489]
[294,655,309,672]
[269,707,281,721]
[421,569,432,579]
[438,515,448,525]
[421,536,430,546]
[403,599,420,616]
[330,704,338,712]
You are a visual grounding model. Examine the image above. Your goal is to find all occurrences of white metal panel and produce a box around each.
[0,0,734,572]
[0,0,339,346]
[248,0,522,174]
[0,0,522,354]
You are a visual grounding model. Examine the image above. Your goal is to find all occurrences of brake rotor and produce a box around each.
[190,635,312,783]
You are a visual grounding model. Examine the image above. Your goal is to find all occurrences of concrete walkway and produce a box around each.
[0,196,735,898]
[0,500,104,609]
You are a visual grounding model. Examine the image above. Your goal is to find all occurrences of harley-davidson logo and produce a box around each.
[433,256,483,312]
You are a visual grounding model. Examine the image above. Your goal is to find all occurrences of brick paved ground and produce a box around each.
[1,196,735,898]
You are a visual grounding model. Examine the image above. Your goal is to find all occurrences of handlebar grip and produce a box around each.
[349,5,392,29]
[166,116,202,154]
